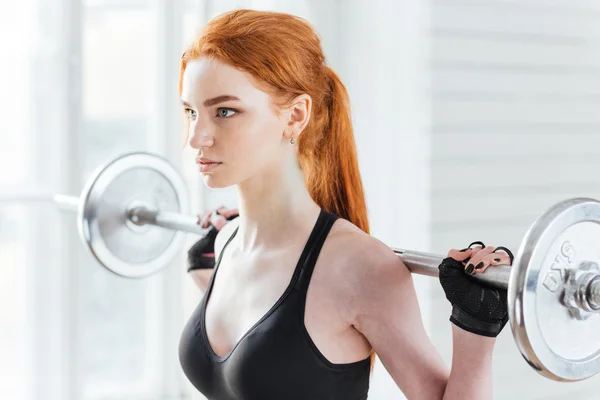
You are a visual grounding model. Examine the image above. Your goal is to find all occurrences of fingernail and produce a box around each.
[466,264,474,274]
[463,257,471,264]
[475,262,484,270]
[459,248,468,252]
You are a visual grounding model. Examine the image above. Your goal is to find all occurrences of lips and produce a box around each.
[197,159,222,173]
[197,157,220,164]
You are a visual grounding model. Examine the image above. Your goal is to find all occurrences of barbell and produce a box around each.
[5,151,600,383]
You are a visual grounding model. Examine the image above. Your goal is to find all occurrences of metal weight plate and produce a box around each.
[77,152,189,278]
[509,197,600,381]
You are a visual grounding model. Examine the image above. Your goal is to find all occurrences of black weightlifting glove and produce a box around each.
[438,249,510,338]
[187,211,238,272]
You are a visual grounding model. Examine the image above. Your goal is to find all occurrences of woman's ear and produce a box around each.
[286,94,312,138]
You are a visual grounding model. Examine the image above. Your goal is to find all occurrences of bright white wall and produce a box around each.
[429,0,600,399]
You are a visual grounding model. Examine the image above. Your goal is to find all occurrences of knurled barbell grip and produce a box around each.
[391,248,511,290]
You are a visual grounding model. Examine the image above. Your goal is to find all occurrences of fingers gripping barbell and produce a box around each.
[5,152,600,383]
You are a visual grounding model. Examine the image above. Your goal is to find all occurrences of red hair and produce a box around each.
[180,9,374,369]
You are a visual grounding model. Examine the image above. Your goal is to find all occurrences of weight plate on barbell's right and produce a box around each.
[509,197,600,381]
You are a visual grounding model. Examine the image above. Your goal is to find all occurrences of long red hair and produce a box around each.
[179,9,374,369]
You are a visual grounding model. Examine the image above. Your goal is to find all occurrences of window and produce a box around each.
[0,0,203,398]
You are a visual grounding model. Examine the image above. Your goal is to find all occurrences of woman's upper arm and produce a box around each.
[348,241,450,399]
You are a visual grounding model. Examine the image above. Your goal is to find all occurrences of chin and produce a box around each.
[201,175,236,189]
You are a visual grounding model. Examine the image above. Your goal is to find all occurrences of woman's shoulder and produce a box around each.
[325,218,405,323]
[327,218,399,280]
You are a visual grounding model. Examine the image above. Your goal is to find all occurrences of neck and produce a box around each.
[235,158,321,254]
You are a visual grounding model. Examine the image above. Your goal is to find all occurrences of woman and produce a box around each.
[178,9,512,400]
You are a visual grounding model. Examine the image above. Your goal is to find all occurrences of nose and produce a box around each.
[188,122,215,149]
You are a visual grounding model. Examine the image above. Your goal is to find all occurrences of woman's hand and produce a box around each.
[438,241,514,338]
[197,206,239,231]
[448,241,513,275]
[187,206,239,272]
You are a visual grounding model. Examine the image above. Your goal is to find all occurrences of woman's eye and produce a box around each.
[184,108,197,120]
[217,108,236,118]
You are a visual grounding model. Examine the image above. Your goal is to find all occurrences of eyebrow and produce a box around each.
[180,95,241,108]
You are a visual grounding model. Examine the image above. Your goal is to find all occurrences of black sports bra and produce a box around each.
[179,209,371,399]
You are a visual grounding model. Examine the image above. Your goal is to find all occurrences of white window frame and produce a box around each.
[0,0,202,398]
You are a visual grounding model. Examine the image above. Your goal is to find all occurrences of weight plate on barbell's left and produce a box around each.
[509,197,600,381]
[77,152,189,278]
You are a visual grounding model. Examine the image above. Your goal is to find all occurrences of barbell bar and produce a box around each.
[5,151,600,383]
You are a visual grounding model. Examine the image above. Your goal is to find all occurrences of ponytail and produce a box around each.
[299,67,370,235]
